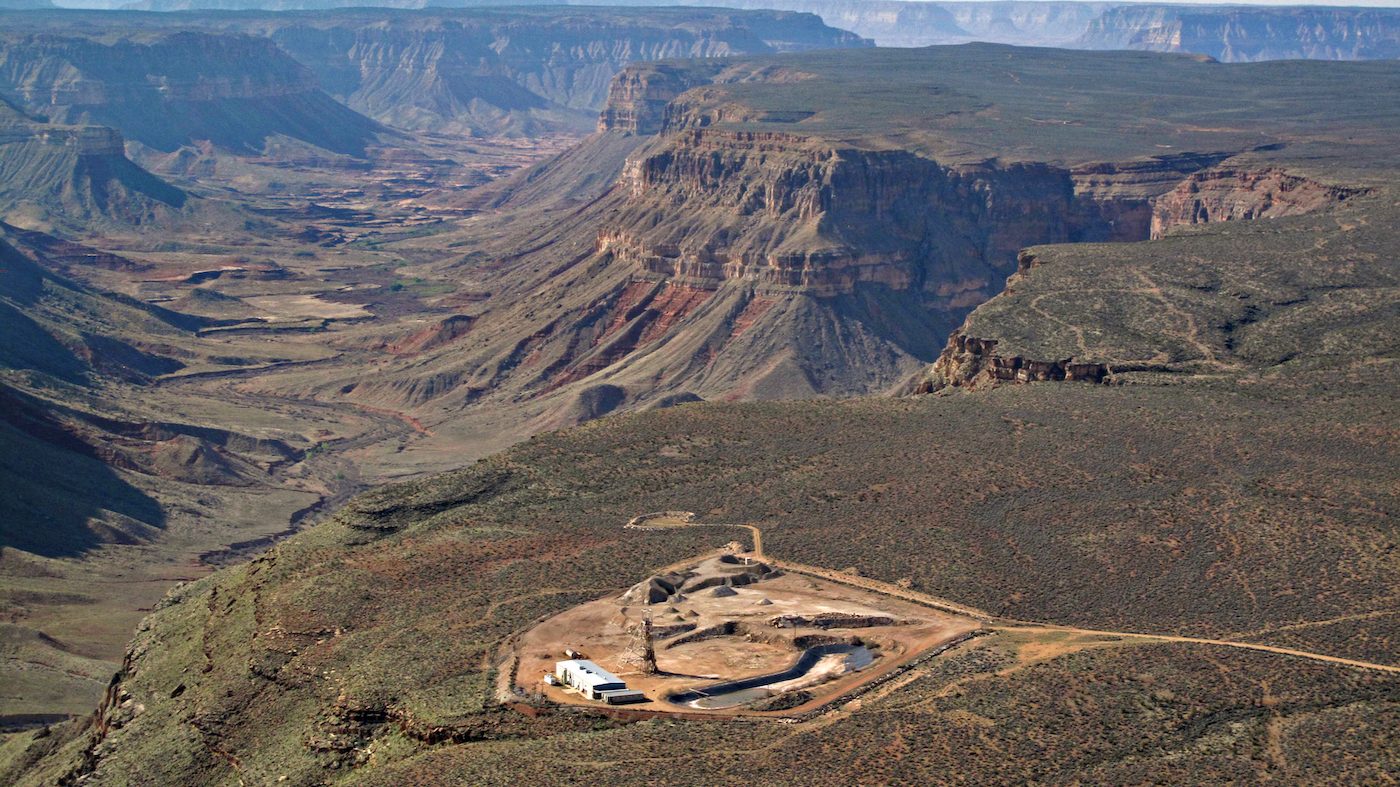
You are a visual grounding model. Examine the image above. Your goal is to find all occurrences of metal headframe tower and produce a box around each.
[617,611,658,674]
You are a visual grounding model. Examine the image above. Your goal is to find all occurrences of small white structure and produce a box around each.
[554,659,646,704]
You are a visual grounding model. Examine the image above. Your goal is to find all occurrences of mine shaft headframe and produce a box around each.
[618,610,658,674]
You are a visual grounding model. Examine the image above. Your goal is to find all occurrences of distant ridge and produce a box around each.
[0,114,191,230]
[0,30,385,155]
[0,8,867,137]
[615,0,1400,61]
[105,0,1400,63]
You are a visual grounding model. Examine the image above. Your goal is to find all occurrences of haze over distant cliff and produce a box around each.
[91,0,1400,62]
[609,0,1400,61]
[0,8,868,137]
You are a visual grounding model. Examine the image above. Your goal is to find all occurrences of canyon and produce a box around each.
[0,5,869,727]
[0,7,866,140]
[0,14,1395,785]
[122,0,1400,62]
[329,46,1390,422]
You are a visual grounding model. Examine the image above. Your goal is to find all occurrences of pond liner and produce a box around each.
[665,643,872,707]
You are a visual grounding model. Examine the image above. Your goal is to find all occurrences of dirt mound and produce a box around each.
[622,577,672,605]
[707,585,738,598]
[621,571,687,605]
[680,555,777,593]
[149,436,259,486]
[770,613,896,630]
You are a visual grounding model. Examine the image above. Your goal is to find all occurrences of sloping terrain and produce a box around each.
[0,110,191,232]
[0,31,1394,782]
[0,7,867,137]
[0,28,384,155]
[314,47,1399,433]
[0,225,369,721]
[4,197,1394,780]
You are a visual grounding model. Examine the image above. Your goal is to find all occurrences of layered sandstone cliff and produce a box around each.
[1149,169,1367,239]
[598,63,724,135]
[594,119,1222,309]
[327,47,1391,416]
[0,123,124,156]
[620,1,1400,61]
[915,166,1373,394]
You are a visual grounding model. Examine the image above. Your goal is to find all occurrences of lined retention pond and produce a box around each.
[666,643,875,710]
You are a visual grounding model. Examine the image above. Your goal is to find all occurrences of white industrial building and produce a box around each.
[554,659,646,704]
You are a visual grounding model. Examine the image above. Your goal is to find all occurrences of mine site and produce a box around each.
[510,514,982,716]
[3,2,1398,782]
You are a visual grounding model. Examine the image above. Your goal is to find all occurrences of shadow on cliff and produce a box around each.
[825,283,961,363]
[83,91,385,157]
[0,401,166,559]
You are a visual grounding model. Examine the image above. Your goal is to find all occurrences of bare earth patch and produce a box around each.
[512,547,981,717]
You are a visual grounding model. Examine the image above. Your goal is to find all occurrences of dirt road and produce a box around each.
[631,516,1400,676]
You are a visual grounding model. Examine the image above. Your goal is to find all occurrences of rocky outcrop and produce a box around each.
[598,63,723,135]
[0,125,126,156]
[920,332,1108,393]
[383,315,475,357]
[1149,169,1367,239]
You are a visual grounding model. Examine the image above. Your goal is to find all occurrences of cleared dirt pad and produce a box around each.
[512,550,981,717]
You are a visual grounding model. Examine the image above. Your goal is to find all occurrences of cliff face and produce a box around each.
[1079,7,1400,61]
[596,118,1212,309]
[0,32,316,106]
[916,160,1383,394]
[206,8,867,135]
[0,31,382,154]
[1149,168,1367,239]
[0,7,865,138]
[337,49,1393,414]
[598,63,724,135]
[585,54,1383,400]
